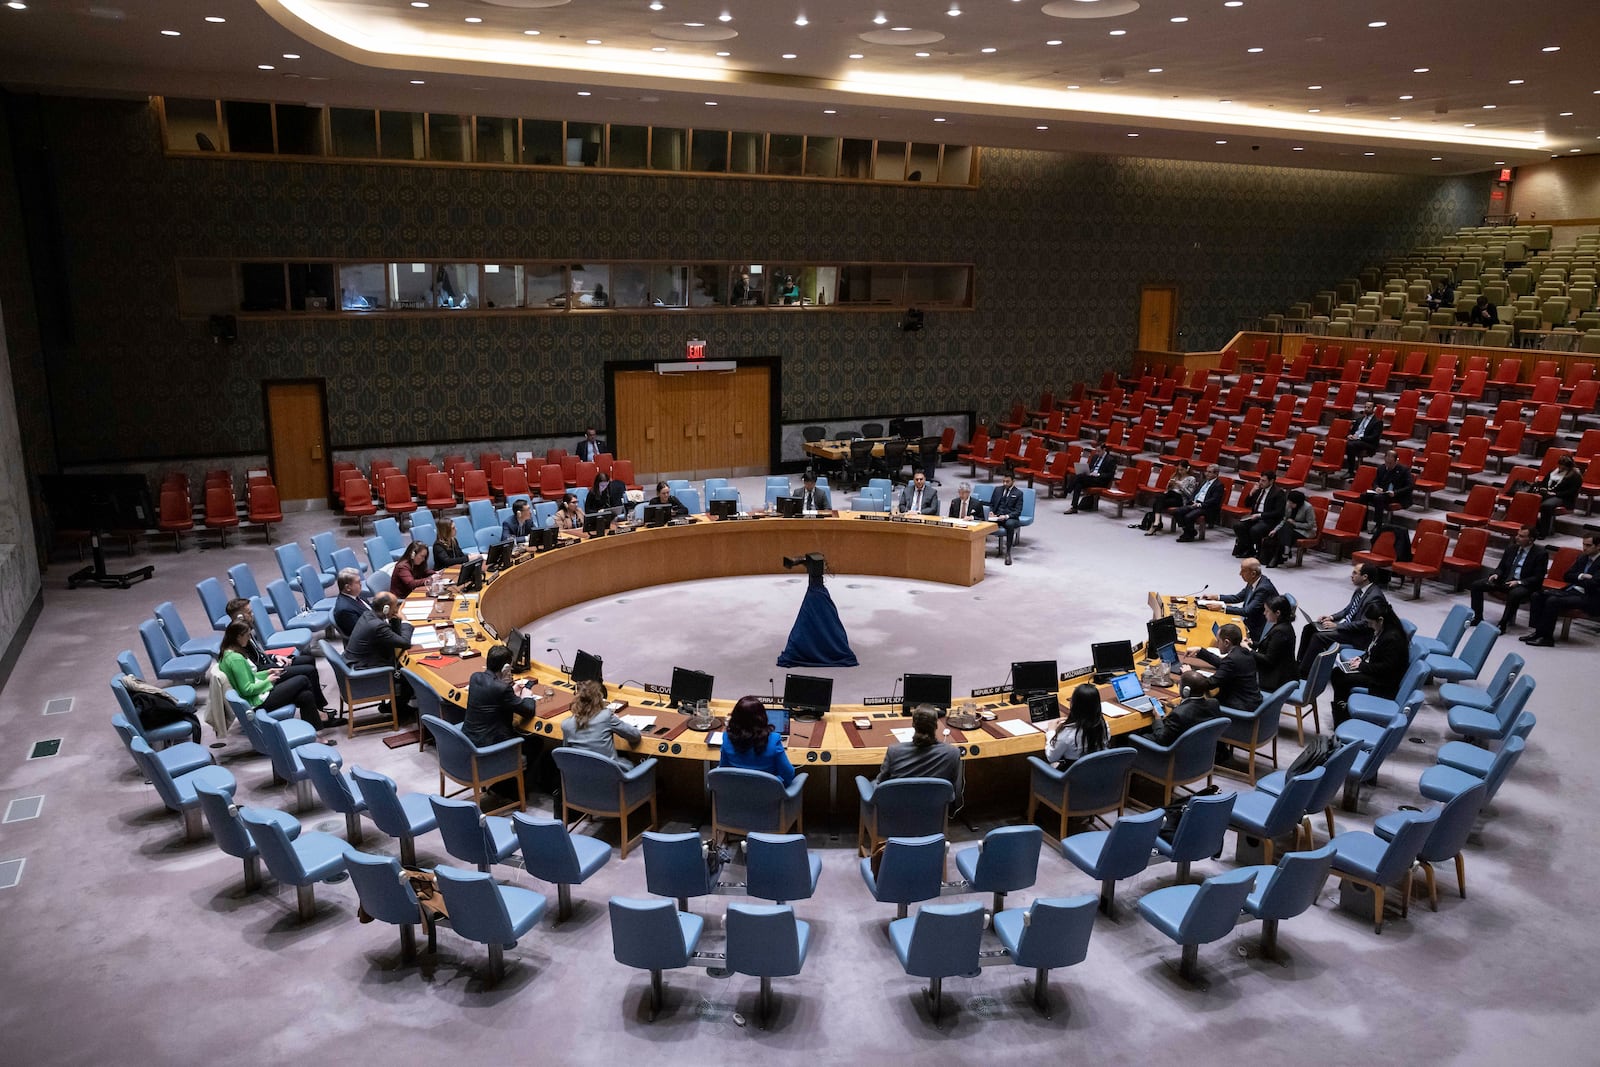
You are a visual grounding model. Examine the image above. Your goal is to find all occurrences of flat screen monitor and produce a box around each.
[644,503,672,528]
[903,672,953,713]
[1027,692,1061,723]
[669,666,714,708]
[529,527,558,551]
[1091,639,1137,680]
[889,417,924,440]
[783,673,834,719]
[39,474,155,533]
[775,495,802,518]
[505,630,530,672]
[485,539,514,572]
[1146,616,1178,656]
[1011,659,1059,698]
[455,558,484,591]
[709,498,739,519]
[583,509,615,536]
[571,649,603,683]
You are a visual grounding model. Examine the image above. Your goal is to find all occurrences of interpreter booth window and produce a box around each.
[239,263,288,312]
[804,137,840,178]
[874,141,908,182]
[609,125,649,170]
[432,264,479,308]
[940,145,974,185]
[525,265,569,308]
[730,132,764,174]
[835,265,904,306]
[907,143,940,183]
[732,264,765,305]
[691,130,729,172]
[522,119,564,166]
[608,265,652,308]
[176,261,238,318]
[569,265,611,307]
[275,105,325,156]
[380,111,424,160]
[330,108,378,158]
[222,101,274,154]
[481,264,524,309]
[811,266,839,306]
[391,263,434,309]
[839,138,873,179]
[288,263,336,311]
[768,266,805,306]
[689,266,725,306]
[426,114,470,162]
[905,265,971,307]
[647,265,691,307]
[339,263,388,310]
[651,128,687,171]
[474,117,517,164]
[163,99,220,152]
[566,122,604,167]
[768,134,804,177]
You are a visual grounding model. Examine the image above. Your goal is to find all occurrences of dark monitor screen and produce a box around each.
[485,539,514,571]
[1147,616,1178,655]
[903,673,953,712]
[889,417,925,440]
[709,498,739,519]
[775,495,802,518]
[644,503,672,527]
[572,649,603,683]
[783,673,834,717]
[669,666,714,708]
[456,558,484,590]
[1091,640,1137,679]
[583,509,615,536]
[505,630,530,672]
[40,474,155,533]
[1011,659,1059,696]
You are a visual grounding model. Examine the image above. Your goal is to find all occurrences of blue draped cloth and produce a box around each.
[778,583,857,668]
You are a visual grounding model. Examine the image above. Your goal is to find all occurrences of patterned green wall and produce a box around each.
[12,96,1489,463]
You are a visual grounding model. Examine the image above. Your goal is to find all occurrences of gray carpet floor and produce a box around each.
[2,478,1597,1066]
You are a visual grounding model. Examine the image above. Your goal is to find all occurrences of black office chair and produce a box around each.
[919,435,943,484]
[802,426,827,443]
[861,422,885,439]
[846,438,875,488]
[877,438,910,482]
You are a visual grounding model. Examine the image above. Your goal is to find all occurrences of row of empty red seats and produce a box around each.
[156,469,284,549]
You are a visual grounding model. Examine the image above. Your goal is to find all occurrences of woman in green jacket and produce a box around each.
[218,620,329,729]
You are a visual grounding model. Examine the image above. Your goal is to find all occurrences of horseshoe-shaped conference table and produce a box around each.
[400,512,1177,818]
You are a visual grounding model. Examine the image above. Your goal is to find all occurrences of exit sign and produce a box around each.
[685,337,706,361]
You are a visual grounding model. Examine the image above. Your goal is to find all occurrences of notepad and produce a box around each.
[996,719,1038,736]
[410,630,444,649]
[707,731,724,747]
[1101,704,1138,718]
[621,715,657,730]
[890,727,917,744]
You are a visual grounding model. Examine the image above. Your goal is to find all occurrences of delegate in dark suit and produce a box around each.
[1525,536,1600,643]
[1297,566,1390,673]
[1192,645,1263,711]
[1250,621,1298,694]
[1173,472,1225,541]
[332,591,369,639]
[575,434,608,463]
[988,477,1025,560]
[1145,694,1222,747]
[1065,450,1117,511]
[344,607,413,671]
[795,483,831,512]
[464,670,538,748]
[1213,570,1279,642]
[898,478,940,516]
[1469,531,1548,628]
[948,493,986,521]
[1361,456,1413,531]
[1233,477,1286,558]
[1345,407,1385,474]
[1330,620,1410,724]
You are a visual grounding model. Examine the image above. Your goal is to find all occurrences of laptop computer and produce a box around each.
[1109,672,1162,715]
[765,706,792,736]
[1156,642,1181,670]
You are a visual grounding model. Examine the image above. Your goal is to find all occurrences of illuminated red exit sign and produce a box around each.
[685,337,706,360]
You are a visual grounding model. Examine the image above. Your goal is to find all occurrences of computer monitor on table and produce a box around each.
[1091,639,1137,681]
[571,649,603,683]
[505,630,531,672]
[584,508,618,536]
[1146,616,1179,657]
[485,539,514,572]
[1010,659,1059,701]
[455,558,483,592]
[709,498,739,519]
[889,417,924,440]
[775,495,803,518]
[529,527,558,551]
[903,673,953,714]
[669,666,714,709]
[644,503,673,528]
[783,674,834,720]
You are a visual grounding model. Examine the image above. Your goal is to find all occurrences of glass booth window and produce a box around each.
[690,130,729,172]
[239,263,287,311]
[481,264,523,309]
[288,263,336,311]
[391,262,433,308]
[176,260,237,317]
[689,266,725,306]
[474,117,517,163]
[522,119,563,166]
[647,265,690,307]
[839,138,873,179]
[904,265,970,306]
[609,125,649,169]
[768,266,804,306]
[730,132,763,174]
[804,137,839,178]
[566,122,603,166]
[433,263,479,308]
[380,111,423,160]
[768,134,803,177]
[608,265,651,308]
[651,128,686,171]
[908,143,940,183]
[275,105,324,156]
[330,108,378,158]
[569,265,611,307]
[525,265,568,307]
[874,141,907,181]
[340,263,388,310]
[164,99,220,152]
[223,101,273,154]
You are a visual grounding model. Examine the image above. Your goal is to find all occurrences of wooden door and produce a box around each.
[263,380,329,502]
[1138,285,1179,352]
[614,365,771,478]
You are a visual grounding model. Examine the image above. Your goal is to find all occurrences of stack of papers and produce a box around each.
[996,719,1037,736]
[1102,704,1138,718]
[620,715,657,730]
[400,601,435,621]
[410,630,444,650]
[889,727,917,744]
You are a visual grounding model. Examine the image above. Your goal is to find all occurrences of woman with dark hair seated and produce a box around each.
[875,705,964,805]
[719,695,795,784]
[217,619,328,729]
[389,541,433,597]
[1329,599,1410,725]
[1248,595,1299,692]
[1045,683,1110,768]
[1262,490,1316,568]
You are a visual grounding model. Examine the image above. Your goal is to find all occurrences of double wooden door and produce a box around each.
[613,365,771,478]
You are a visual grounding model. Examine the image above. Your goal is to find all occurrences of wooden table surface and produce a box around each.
[803,438,925,462]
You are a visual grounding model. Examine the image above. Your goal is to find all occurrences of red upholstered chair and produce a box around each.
[247,482,284,543]
[461,469,492,504]
[382,473,417,519]
[500,464,530,504]
[1333,466,1376,504]
[203,485,240,548]
[1409,452,1453,509]
[158,488,194,550]
[1444,485,1496,529]
[611,459,641,491]
[1321,503,1366,559]
[1439,528,1490,590]
[342,476,377,535]
[424,471,457,511]
[1392,532,1447,599]
[1487,492,1541,538]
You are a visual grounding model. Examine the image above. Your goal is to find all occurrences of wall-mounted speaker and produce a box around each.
[900,307,925,332]
[208,314,237,344]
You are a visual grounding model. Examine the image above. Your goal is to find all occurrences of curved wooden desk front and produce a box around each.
[403,518,1226,816]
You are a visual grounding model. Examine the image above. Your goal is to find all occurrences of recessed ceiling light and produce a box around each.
[282,53,300,60]
[1307,85,1322,90]
[683,22,704,27]
[1398,94,1413,100]
[1292,146,1305,151]
[933,116,946,122]
[1224,1,1243,6]
[947,5,961,15]
[586,38,601,44]
[719,12,732,22]
[410,1,428,7]
[649,1,663,9]
[257,64,274,70]
[410,79,425,85]
[782,53,797,59]
[704,100,717,106]
[577,90,590,96]
[914,51,930,57]
[1170,16,1188,23]
[1368,21,1386,28]
[524,29,540,35]
[651,46,666,51]
[1148,67,1163,73]
[1431,156,1442,160]
[204,15,225,22]
[1067,84,1080,89]
[1036,125,1049,130]
[1483,104,1497,109]
[873,14,888,25]
[1413,67,1429,73]
[1572,148,1582,153]
[1508,79,1524,85]
[892,26,911,32]
[1463,122,1476,127]
[795,15,809,26]
[160,29,180,36]
[1127,132,1140,137]
[1560,112,1573,117]
[1307,108,1321,113]
[1364,151,1376,155]
[847,52,863,59]
[1109,29,1127,36]
[981,46,997,53]
[464,16,481,23]
[1495,161,1506,165]
[1046,39,1062,45]
[1215,139,1227,144]
[1389,116,1401,120]
[824,109,837,114]
[717,51,732,56]
[1247,46,1263,53]
[1542,45,1560,52]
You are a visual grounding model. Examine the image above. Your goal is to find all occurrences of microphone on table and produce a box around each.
[1175,582,1210,603]
[769,677,779,704]
[889,675,903,706]
[546,647,571,675]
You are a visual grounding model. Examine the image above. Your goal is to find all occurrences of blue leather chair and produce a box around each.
[345,849,433,962]
[247,595,313,654]
[708,486,741,507]
[552,747,659,857]
[1345,658,1432,726]
[127,736,236,842]
[855,775,951,857]
[111,713,210,779]
[1062,806,1166,916]
[852,488,889,513]
[709,767,809,842]
[310,530,345,576]
[1137,867,1259,984]
[512,812,611,922]
[110,674,196,750]
[1229,768,1325,864]
[746,832,822,904]
[331,546,367,581]
[401,667,452,752]
[451,516,480,559]
[1286,644,1339,743]
[1014,485,1037,542]
[138,618,212,685]
[1219,681,1297,783]
[1424,621,1498,683]
[225,688,304,772]
[888,900,985,1025]
[194,775,301,892]
[1154,791,1237,882]
[227,562,267,610]
[859,833,945,920]
[1328,806,1440,933]
[1374,782,1486,909]
[954,825,1043,912]
[154,600,221,657]
[642,831,714,912]
[239,805,351,920]
[429,795,518,872]
[1027,747,1136,843]
[1254,740,1364,843]
[1437,652,1524,711]
[266,578,332,633]
[1412,604,1472,658]
[300,748,368,843]
[1336,695,1423,810]
[433,864,547,985]
[258,715,335,811]
[1236,843,1337,959]
[1446,673,1535,743]
[677,488,702,515]
[608,896,705,1021]
[726,903,812,1027]
[1127,717,1230,806]
[325,640,399,738]
[296,563,338,612]
[374,516,407,561]
[992,895,1098,1015]
[533,500,558,528]
[1421,736,1526,805]
[364,535,392,573]
[351,767,439,867]
[1436,713,1535,779]
[275,542,329,596]
[196,576,234,632]
[117,648,199,715]
[467,498,496,534]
